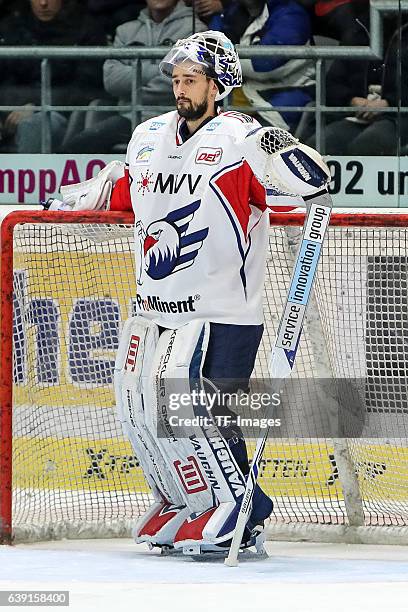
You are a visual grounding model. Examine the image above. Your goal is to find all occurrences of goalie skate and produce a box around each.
[181,526,267,559]
[133,501,190,549]
[173,485,273,555]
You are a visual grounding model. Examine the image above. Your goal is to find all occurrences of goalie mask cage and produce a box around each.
[1,209,408,544]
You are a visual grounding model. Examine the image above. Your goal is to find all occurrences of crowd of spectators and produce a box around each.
[0,0,106,152]
[0,0,405,155]
[60,0,206,153]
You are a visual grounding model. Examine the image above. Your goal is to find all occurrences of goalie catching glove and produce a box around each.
[242,127,331,198]
[44,160,125,211]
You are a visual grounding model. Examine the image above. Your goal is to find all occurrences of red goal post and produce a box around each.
[1,209,408,544]
[0,211,133,544]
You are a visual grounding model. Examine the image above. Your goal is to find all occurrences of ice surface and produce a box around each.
[0,540,407,612]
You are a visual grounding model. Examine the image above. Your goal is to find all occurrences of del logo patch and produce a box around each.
[195,147,222,165]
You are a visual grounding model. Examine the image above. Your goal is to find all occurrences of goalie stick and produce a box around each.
[225,188,333,566]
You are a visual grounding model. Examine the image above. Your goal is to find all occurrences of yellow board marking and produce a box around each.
[13,438,408,501]
[13,436,149,493]
[14,252,136,407]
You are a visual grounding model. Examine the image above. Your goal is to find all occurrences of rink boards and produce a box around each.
[12,431,408,502]
[13,251,136,407]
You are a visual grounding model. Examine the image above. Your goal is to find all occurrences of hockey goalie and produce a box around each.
[55,30,331,556]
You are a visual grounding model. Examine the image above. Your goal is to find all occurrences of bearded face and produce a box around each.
[176,76,212,121]
[176,95,209,121]
[172,64,217,122]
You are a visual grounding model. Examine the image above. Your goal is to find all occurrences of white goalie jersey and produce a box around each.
[108,109,329,328]
[124,111,273,327]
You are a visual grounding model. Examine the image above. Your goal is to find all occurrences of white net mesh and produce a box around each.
[4,215,408,541]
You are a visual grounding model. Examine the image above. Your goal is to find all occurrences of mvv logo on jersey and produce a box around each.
[195,147,223,165]
[137,171,202,196]
[125,335,140,372]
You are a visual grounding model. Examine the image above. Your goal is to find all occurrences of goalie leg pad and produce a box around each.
[133,501,190,547]
[173,481,273,550]
[143,320,248,514]
[173,484,273,551]
[173,322,273,549]
[174,502,238,549]
[114,316,184,506]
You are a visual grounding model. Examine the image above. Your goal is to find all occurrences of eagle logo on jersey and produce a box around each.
[136,200,209,285]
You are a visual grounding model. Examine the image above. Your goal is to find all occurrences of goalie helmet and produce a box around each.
[159,30,242,101]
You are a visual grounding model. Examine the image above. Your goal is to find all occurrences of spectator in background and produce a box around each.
[86,0,145,41]
[184,0,253,45]
[61,0,206,153]
[303,8,378,150]
[213,0,315,132]
[0,0,106,152]
[295,0,369,44]
[307,22,408,155]
[183,0,223,26]
[297,0,372,143]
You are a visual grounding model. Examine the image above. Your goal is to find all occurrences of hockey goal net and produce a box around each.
[1,210,408,544]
